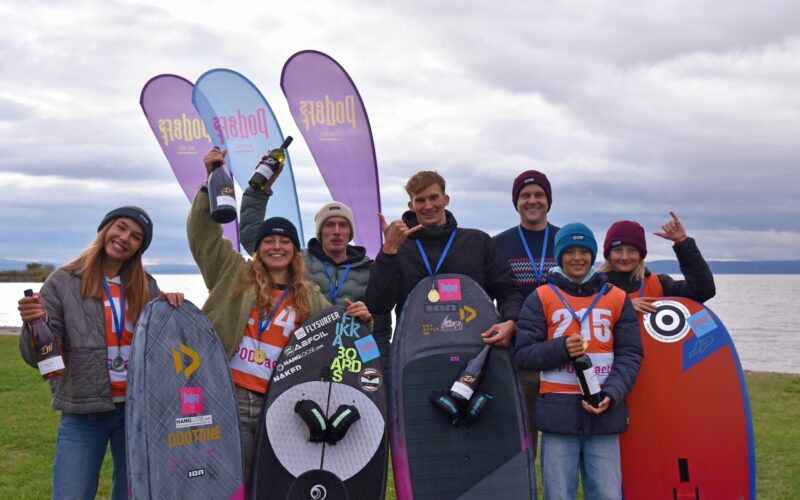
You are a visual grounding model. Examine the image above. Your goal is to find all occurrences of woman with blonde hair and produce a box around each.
[17,206,182,500]
[598,212,716,313]
[188,148,372,486]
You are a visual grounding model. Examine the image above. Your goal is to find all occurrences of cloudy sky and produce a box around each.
[2,0,799,267]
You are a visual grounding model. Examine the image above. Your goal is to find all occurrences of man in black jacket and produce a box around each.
[365,171,524,346]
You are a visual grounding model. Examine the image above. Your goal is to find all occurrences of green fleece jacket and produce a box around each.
[187,190,330,357]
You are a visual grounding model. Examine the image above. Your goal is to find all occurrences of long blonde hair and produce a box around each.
[62,222,150,322]
[242,250,313,323]
[598,258,646,282]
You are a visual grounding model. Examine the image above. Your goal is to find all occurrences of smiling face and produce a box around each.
[103,218,144,264]
[561,247,593,282]
[258,235,295,272]
[609,244,642,273]
[516,184,549,230]
[408,183,450,227]
[320,216,351,256]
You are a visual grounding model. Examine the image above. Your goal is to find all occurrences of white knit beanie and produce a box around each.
[314,202,355,242]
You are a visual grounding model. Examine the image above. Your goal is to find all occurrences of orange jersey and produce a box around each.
[630,273,664,299]
[103,279,134,399]
[230,289,299,394]
[538,284,627,394]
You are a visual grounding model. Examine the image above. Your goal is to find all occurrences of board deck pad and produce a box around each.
[391,274,535,500]
[621,298,755,499]
[251,306,388,500]
[127,299,244,499]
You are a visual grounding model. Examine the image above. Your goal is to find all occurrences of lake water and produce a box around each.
[3,274,798,374]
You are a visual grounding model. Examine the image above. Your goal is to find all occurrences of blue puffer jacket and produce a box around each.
[513,270,643,436]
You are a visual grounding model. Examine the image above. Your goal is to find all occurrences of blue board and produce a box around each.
[390,274,535,499]
[126,299,244,499]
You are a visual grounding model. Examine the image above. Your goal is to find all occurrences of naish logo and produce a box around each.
[212,108,270,145]
[157,114,212,147]
[298,95,357,131]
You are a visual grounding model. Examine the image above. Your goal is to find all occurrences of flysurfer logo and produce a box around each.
[173,344,200,378]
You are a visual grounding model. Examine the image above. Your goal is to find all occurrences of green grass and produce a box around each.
[1,335,797,499]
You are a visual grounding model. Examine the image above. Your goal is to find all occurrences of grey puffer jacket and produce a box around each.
[19,268,160,414]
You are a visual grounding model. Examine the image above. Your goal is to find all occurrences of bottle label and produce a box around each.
[450,381,474,400]
[582,367,601,395]
[38,355,65,375]
[254,164,274,181]
[215,195,236,208]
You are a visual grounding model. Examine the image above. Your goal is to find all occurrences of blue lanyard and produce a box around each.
[102,278,125,346]
[548,283,608,326]
[323,262,351,302]
[416,229,457,279]
[638,280,645,298]
[259,287,290,339]
[517,224,550,283]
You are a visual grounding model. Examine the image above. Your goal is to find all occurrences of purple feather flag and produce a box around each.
[140,74,240,250]
[281,51,382,257]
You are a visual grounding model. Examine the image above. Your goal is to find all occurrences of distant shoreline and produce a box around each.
[1,327,20,336]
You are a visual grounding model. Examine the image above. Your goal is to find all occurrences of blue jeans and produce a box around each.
[540,432,621,500]
[52,404,127,500]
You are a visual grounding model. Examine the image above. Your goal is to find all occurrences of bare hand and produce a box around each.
[565,334,586,359]
[481,320,515,347]
[379,213,422,254]
[18,293,46,324]
[631,296,658,314]
[654,211,687,244]
[344,298,372,323]
[203,147,227,176]
[160,292,185,308]
[582,396,611,414]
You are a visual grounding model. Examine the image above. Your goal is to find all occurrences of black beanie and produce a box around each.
[254,217,301,253]
[98,206,153,253]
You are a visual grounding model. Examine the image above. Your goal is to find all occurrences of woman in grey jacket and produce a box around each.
[17,206,181,500]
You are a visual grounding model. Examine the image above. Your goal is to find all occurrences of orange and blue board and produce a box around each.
[621,297,755,499]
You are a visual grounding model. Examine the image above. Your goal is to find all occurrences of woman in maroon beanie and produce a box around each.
[598,212,716,314]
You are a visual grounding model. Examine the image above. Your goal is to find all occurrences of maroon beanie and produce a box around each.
[512,170,552,212]
[604,220,647,259]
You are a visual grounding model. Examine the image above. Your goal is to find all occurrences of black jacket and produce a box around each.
[605,237,716,302]
[365,210,524,321]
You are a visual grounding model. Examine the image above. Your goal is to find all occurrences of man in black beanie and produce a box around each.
[492,169,561,458]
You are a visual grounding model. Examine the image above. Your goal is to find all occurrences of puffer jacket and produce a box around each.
[19,268,160,413]
[188,190,330,356]
[513,270,643,436]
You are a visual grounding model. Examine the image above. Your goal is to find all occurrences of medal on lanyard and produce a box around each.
[416,229,457,303]
[517,224,550,284]
[254,287,289,365]
[323,262,352,303]
[102,278,126,372]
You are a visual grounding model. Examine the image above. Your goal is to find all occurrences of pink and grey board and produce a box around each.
[126,299,244,499]
[250,306,388,500]
[621,297,756,498]
[391,274,535,499]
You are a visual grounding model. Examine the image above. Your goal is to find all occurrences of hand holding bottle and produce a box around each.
[18,292,46,323]
[203,148,227,176]
[582,395,611,414]
[248,137,292,191]
[565,334,586,359]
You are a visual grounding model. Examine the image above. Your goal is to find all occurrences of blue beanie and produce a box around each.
[554,223,598,266]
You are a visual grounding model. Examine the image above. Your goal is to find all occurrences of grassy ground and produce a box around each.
[1,335,797,499]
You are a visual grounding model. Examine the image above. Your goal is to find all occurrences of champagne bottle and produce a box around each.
[24,289,65,380]
[574,353,604,408]
[448,344,492,402]
[207,148,237,223]
[248,136,293,191]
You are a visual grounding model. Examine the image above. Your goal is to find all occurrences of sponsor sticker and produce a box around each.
[459,305,477,323]
[272,364,302,383]
[354,335,380,363]
[330,347,362,382]
[425,304,457,313]
[437,278,462,302]
[687,309,717,337]
[643,300,692,343]
[180,387,203,415]
[333,314,362,347]
[175,415,213,429]
[359,368,383,392]
[188,468,205,478]
[173,344,201,378]
[167,425,222,448]
[440,315,464,333]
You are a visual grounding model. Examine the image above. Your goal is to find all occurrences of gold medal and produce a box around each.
[253,349,266,364]
[582,339,589,351]
[428,288,440,303]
